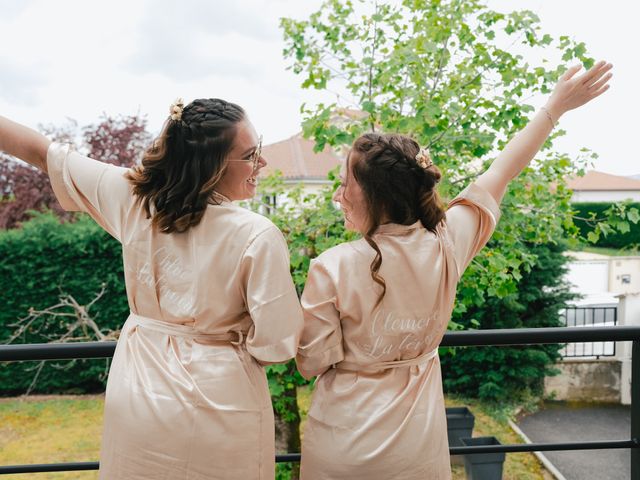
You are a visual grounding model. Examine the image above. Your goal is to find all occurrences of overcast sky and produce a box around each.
[1,0,637,175]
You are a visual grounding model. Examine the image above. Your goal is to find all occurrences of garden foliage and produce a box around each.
[278,0,638,403]
[572,202,640,249]
[0,213,127,394]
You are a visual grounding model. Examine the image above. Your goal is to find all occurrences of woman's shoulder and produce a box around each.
[229,205,276,230]
[313,238,370,270]
[211,204,283,244]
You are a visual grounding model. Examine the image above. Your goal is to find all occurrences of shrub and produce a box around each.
[573,202,640,249]
[0,212,127,394]
[441,242,575,402]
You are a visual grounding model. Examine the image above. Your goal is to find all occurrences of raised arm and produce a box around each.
[0,116,51,172]
[475,61,613,204]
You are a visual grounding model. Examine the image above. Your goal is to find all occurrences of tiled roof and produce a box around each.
[567,171,640,191]
[261,133,343,181]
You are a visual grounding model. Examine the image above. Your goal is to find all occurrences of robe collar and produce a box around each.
[374,220,423,236]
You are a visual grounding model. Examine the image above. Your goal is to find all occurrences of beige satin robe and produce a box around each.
[47,143,303,479]
[297,183,500,480]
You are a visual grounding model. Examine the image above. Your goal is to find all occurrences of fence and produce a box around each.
[1,326,640,477]
[560,306,617,358]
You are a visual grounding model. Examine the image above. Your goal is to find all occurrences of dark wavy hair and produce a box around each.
[126,98,245,233]
[348,133,446,306]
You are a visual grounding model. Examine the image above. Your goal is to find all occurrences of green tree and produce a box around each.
[442,241,577,400]
[280,0,637,316]
[273,1,640,437]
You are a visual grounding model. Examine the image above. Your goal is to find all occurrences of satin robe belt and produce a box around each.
[129,313,247,345]
[333,348,439,373]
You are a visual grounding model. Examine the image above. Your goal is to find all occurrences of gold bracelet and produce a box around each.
[540,107,556,128]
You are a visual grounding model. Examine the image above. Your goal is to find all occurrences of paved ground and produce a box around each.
[517,402,630,480]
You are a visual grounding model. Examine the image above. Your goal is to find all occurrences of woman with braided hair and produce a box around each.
[296,61,613,479]
[0,98,303,479]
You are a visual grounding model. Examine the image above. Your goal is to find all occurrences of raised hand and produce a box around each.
[476,60,614,205]
[545,61,613,120]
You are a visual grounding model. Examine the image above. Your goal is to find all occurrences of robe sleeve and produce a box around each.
[445,182,501,277]
[46,142,132,241]
[296,258,344,379]
[241,224,303,365]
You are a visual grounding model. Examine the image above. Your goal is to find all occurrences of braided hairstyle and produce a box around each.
[349,132,445,306]
[126,98,245,233]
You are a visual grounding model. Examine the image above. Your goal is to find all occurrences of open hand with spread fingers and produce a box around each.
[475,59,614,205]
[544,60,613,121]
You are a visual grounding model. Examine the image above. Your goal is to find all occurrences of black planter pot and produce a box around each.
[460,436,506,480]
[446,407,475,465]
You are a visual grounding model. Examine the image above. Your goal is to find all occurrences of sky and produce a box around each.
[0,0,637,175]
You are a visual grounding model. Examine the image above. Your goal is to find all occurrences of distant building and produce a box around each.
[567,171,640,202]
[259,133,343,210]
[562,172,640,326]
[565,251,640,297]
[262,132,343,192]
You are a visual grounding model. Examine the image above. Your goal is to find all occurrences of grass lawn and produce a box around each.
[0,392,552,479]
[0,395,103,480]
[443,396,553,480]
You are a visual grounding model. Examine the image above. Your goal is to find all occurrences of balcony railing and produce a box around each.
[560,306,618,357]
[1,325,639,477]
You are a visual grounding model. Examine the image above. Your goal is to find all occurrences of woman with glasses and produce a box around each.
[0,97,303,479]
[296,61,612,479]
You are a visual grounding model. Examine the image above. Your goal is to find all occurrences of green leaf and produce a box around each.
[617,221,631,234]
[361,100,376,113]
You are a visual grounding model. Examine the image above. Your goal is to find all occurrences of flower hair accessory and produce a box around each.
[169,97,185,121]
[415,147,433,170]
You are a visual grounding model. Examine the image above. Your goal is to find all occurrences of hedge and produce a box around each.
[1,212,572,403]
[441,242,574,401]
[0,213,128,394]
[573,202,640,249]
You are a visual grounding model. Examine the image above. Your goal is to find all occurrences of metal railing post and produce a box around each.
[632,340,640,480]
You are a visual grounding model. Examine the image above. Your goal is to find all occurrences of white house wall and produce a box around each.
[566,256,640,296]
[608,257,640,294]
[566,260,609,294]
[571,190,640,202]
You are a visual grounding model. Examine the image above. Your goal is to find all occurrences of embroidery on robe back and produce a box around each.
[132,246,198,318]
[359,309,438,359]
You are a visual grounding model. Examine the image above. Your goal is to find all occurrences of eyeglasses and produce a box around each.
[228,135,263,170]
